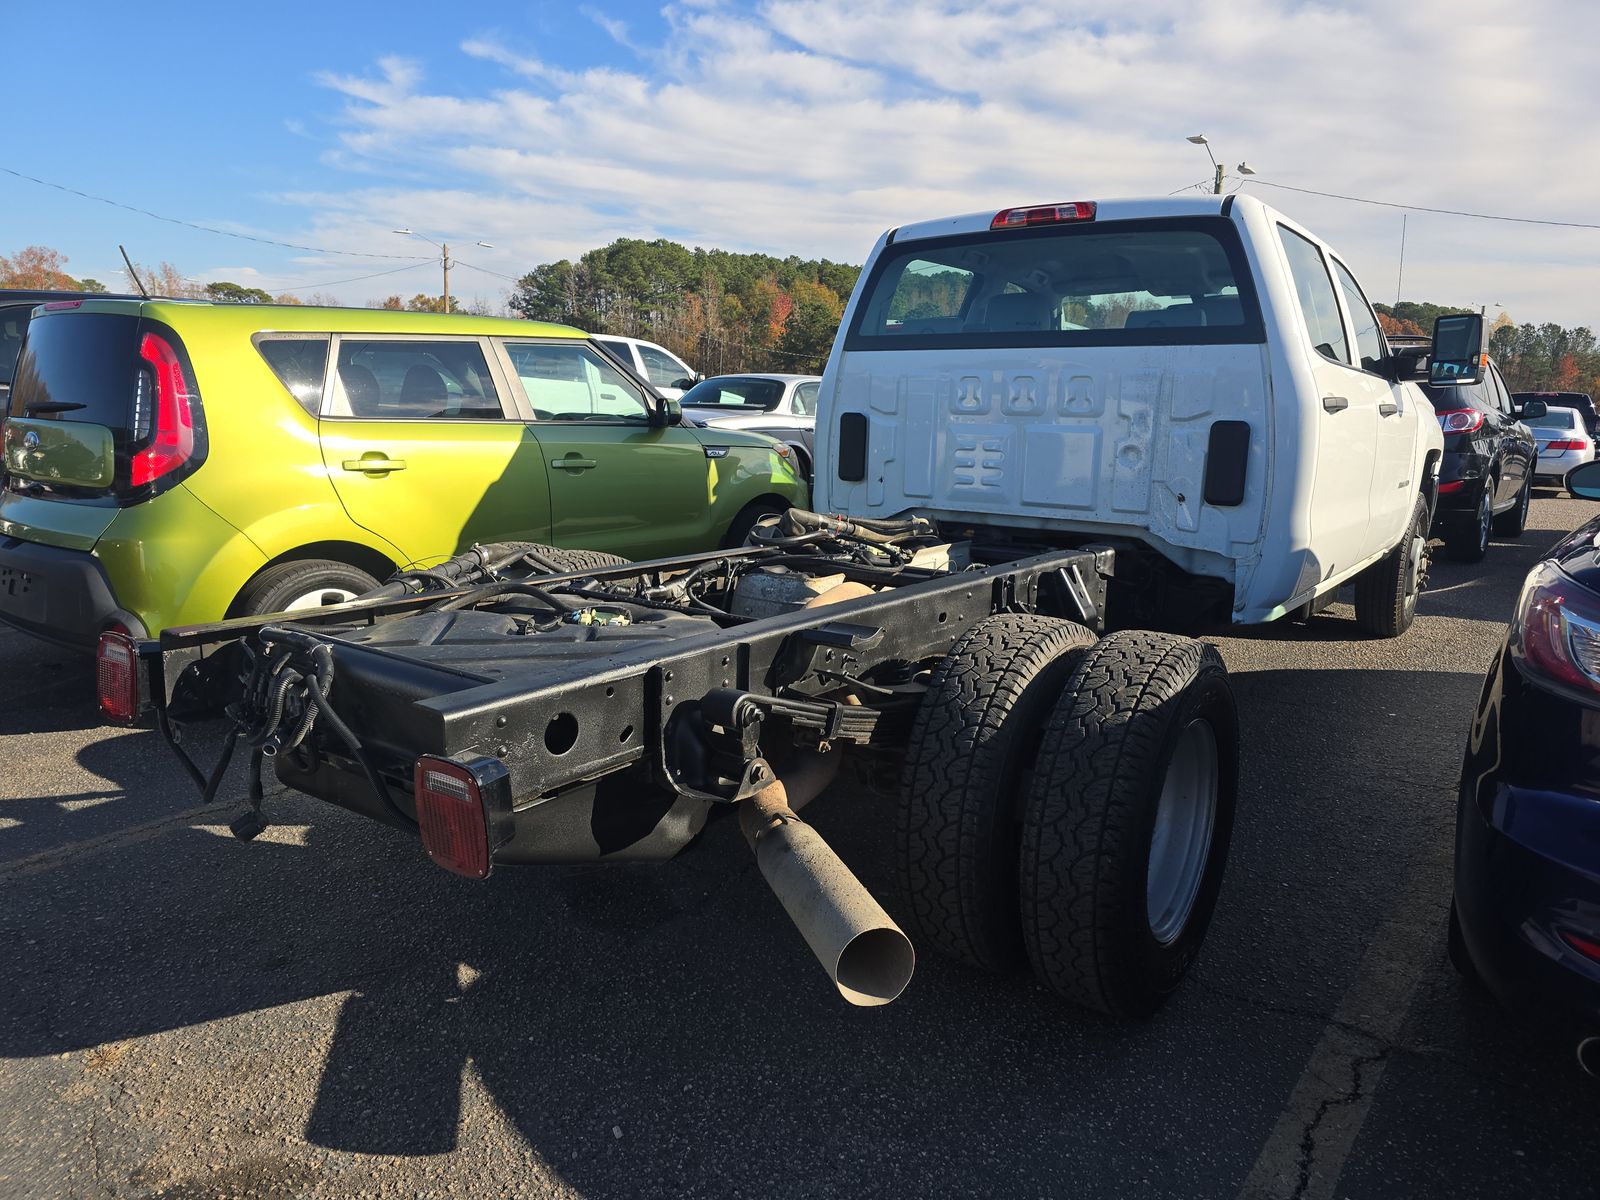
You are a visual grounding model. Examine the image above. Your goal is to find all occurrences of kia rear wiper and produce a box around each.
[23,401,86,414]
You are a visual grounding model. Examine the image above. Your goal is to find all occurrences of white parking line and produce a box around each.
[1237,843,1453,1200]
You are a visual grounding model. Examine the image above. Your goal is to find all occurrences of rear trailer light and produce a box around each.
[132,332,197,487]
[1511,561,1600,698]
[1437,408,1484,434]
[96,631,140,723]
[413,753,513,879]
[991,201,1097,229]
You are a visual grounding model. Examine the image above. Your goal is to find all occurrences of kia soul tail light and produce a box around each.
[1510,560,1600,699]
[131,330,199,488]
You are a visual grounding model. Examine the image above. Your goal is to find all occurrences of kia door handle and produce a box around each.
[1321,395,1348,413]
[342,455,406,474]
[1378,401,1400,416]
[552,456,598,471]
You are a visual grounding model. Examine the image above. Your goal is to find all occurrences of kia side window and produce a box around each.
[503,342,651,423]
[329,340,503,419]
[1330,260,1384,372]
[1278,228,1351,366]
[256,336,329,415]
[638,345,691,389]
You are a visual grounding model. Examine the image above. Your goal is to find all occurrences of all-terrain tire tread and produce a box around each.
[897,613,1096,972]
[1019,630,1230,1016]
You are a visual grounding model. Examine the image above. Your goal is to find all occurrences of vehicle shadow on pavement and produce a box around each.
[3,672,1595,1197]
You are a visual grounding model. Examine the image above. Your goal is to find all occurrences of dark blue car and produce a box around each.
[1453,460,1600,1074]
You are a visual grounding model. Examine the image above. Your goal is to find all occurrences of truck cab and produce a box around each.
[813,194,1447,634]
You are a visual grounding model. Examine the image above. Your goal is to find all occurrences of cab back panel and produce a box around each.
[819,344,1271,569]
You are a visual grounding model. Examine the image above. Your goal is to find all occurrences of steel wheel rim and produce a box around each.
[1147,718,1219,944]
[1404,531,1425,617]
[283,586,360,612]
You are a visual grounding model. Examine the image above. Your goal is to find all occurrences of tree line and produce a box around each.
[1377,301,1600,395]
[509,238,860,375]
[11,239,1600,396]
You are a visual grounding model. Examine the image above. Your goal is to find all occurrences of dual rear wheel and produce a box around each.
[898,613,1239,1017]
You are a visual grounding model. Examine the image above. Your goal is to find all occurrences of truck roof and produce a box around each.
[890,193,1265,245]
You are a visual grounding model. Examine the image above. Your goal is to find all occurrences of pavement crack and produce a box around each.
[1289,1046,1391,1200]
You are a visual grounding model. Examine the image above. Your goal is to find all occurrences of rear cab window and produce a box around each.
[846,217,1264,350]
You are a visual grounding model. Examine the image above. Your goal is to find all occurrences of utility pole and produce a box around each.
[395,229,490,313]
[1213,163,1225,195]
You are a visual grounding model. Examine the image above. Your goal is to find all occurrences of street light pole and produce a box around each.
[1186,135,1254,195]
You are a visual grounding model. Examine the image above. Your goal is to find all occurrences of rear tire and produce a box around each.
[1018,631,1238,1017]
[236,560,380,616]
[1492,475,1532,537]
[897,613,1097,972]
[1353,494,1430,638]
[1442,484,1491,563]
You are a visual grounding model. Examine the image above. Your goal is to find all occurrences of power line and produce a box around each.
[1243,178,1600,231]
[451,256,521,284]
[273,261,433,294]
[0,165,435,260]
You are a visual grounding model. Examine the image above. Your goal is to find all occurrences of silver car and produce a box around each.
[1526,405,1597,482]
[680,374,820,477]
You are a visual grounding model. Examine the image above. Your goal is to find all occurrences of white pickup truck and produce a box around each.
[128,195,1476,1021]
[814,194,1452,637]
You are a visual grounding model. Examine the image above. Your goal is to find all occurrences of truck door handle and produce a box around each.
[1378,401,1400,416]
[552,456,598,471]
[1321,395,1348,413]
[341,455,406,474]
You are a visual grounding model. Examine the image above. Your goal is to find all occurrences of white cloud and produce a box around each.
[279,0,1600,325]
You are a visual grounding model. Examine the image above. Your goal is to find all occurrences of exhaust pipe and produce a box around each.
[1579,1037,1600,1079]
[741,778,915,1007]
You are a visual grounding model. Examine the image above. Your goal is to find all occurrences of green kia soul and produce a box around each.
[0,300,806,646]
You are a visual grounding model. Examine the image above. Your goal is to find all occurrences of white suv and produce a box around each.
[594,335,701,399]
[814,194,1453,637]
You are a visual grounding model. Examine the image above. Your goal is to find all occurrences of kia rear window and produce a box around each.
[847,218,1263,350]
[7,312,141,437]
[255,336,328,415]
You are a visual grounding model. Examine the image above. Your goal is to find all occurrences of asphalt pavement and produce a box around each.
[2,493,1597,1199]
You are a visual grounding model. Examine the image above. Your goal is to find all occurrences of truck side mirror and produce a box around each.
[1429,313,1486,386]
[1518,399,1548,419]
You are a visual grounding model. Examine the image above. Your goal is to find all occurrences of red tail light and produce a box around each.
[414,754,512,878]
[132,332,196,487]
[1562,930,1600,964]
[1436,408,1484,434]
[991,201,1097,229]
[1438,480,1465,493]
[1511,561,1600,698]
[96,631,140,723]
[1547,439,1588,451]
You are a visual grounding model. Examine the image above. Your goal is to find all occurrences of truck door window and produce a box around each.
[638,344,691,389]
[1277,227,1351,366]
[504,342,651,423]
[1330,259,1385,372]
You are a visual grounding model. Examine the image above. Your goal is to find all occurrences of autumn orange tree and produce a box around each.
[0,245,107,292]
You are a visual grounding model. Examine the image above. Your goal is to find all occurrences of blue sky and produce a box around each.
[6,1,1598,325]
